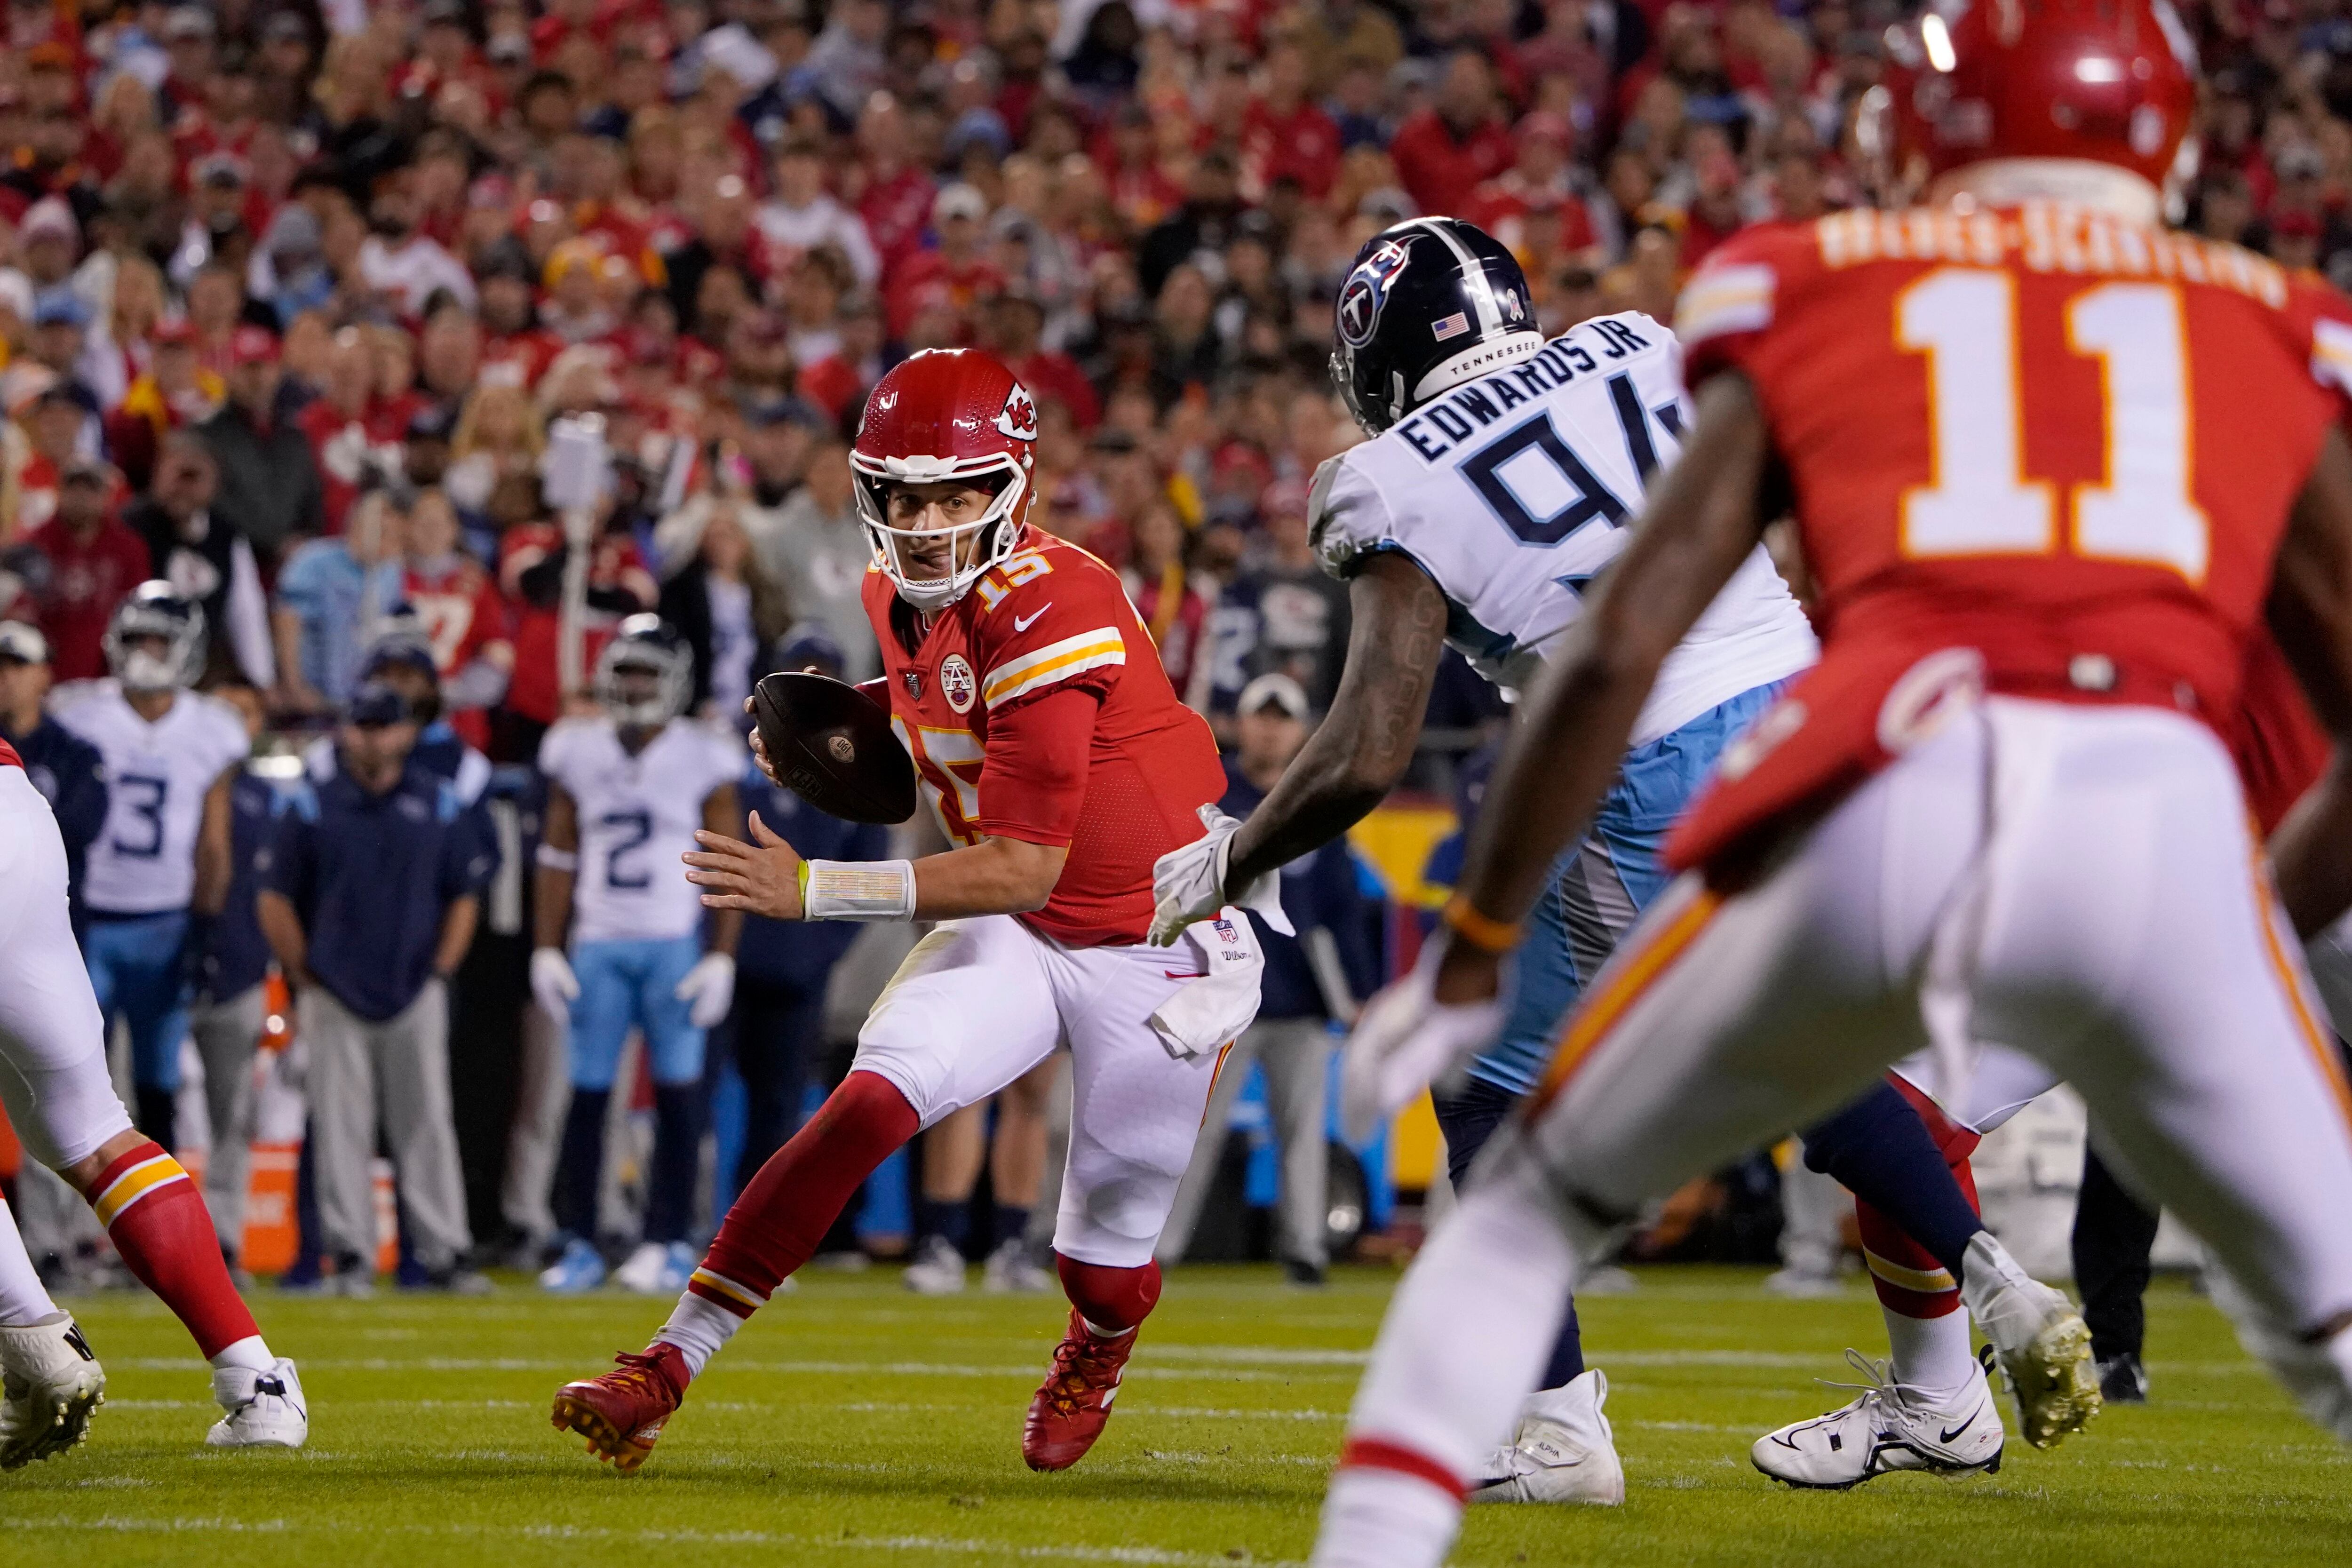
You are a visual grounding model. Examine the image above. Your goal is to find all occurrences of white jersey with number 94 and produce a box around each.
[1310,310,1818,745]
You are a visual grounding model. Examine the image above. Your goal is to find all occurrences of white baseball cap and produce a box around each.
[0,621,51,665]
[1237,672,1309,720]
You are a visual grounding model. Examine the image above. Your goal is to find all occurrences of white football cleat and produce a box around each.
[207,1358,307,1449]
[613,1241,688,1296]
[1959,1232,2100,1448]
[0,1313,105,1469]
[1752,1349,2003,1489]
[903,1234,968,1295]
[1468,1369,1624,1505]
[982,1238,1051,1294]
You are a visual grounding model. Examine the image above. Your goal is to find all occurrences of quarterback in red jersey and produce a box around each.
[1311,3,2352,1562]
[551,349,1261,1476]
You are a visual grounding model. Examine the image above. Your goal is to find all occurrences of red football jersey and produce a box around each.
[863,528,1225,947]
[1666,203,2352,873]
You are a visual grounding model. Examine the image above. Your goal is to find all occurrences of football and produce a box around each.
[751,670,918,825]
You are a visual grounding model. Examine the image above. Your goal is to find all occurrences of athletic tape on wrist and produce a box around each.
[802,858,917,921]
[534,844,579,871]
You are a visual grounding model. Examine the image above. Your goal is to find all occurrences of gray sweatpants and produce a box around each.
[1157,1016,1333,1269]
[190,985,266,1255]
[303,979,472,1273]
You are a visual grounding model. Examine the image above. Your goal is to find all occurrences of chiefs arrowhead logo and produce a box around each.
[994,382,1038,441]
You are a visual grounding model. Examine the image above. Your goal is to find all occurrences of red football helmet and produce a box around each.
[1879,0,2197,192]
[850,348,1038,613]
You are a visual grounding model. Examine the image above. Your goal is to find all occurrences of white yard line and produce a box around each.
[0,1514,1305,1566]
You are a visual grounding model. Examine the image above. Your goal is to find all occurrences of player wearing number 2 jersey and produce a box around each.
[552,349,1258,1480]
[1311,3,2352,1562]
[533,617,742,1298]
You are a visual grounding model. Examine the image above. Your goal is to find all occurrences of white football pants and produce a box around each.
[1324,698,2352,1567]
[852,912,1240,1268]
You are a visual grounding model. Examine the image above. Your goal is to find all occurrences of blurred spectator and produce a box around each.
[196,326,325,566]
[106,321,223,494]
[260,682,493,1293]
[271,486,409,716]
[755,431,880,684]
[0,621,105,917]
[397,489,514,747]
[25,458,149,681]
[979,286,1099,430]
[757,138,882,289]
[123,434,275,688]
[1120,502,1210,696]
[1390,52,1513,218]
[1157,674,1376,1285]
[658,503,792,719]
[1201,479,1351,720]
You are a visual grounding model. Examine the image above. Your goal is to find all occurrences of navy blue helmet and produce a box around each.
[1330,217,1542,434]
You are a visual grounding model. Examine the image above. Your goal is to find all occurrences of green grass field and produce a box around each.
[3,1265,2347,1566]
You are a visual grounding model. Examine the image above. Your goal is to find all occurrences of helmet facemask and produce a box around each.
[852,455,1026,614]
[104,604,205,694]
[594,648,690,729]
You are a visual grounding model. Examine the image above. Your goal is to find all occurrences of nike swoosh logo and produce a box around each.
[1939,1402,1986,1443]
[1014,605,1051,631]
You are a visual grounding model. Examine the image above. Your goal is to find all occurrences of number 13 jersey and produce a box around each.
[1309,310,1818,746]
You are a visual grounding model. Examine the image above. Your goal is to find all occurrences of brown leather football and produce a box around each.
[751,671,917,825]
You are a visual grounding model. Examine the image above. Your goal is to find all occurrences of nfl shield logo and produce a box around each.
[1210,917,1238,944]
[902,669,924,700]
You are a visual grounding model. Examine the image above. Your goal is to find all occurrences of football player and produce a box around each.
[1151,215,2084,1497]
[1310,3,2352,1561]
[0,638,303,1452]
[50,584,248,1148]
[551,349,1260,1476]
[532,616,743,1296]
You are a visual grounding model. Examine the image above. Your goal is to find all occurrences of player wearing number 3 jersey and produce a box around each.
[1310,2,2352,1562]
[552,349,1257,1479]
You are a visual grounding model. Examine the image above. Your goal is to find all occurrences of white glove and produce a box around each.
[1150,804,1293,946]
[1338,942,1506,1145]
[673,950,738,1030]
[530,947,580,1023]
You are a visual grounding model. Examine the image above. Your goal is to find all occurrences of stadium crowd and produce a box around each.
[0,0,2339,1291]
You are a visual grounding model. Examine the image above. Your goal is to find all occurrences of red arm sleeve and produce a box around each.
[976,685,1097,846]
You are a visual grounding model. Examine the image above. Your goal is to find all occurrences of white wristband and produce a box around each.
[802,859,917,921]
[535,844,579,871]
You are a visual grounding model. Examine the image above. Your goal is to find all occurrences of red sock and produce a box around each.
[688,1071,919,1319]
[1057,1254,1162,1334]
[1859,1087,1984,1319]
[90,1141,259,1359]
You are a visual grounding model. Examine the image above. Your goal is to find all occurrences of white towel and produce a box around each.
[1148,908,1267,1060]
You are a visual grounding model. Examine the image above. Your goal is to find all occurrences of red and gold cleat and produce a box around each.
[551,1342,690,1474]
[1022,1309,1137,1472]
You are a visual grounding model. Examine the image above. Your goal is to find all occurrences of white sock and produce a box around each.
[1884,1307,1978,1404]
[655,1290,743,1378]
[0,1200,59,1328]
[1312,1467,1462,1568]
[1344,1171,1578,1480]
[209,1334,276,1374]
